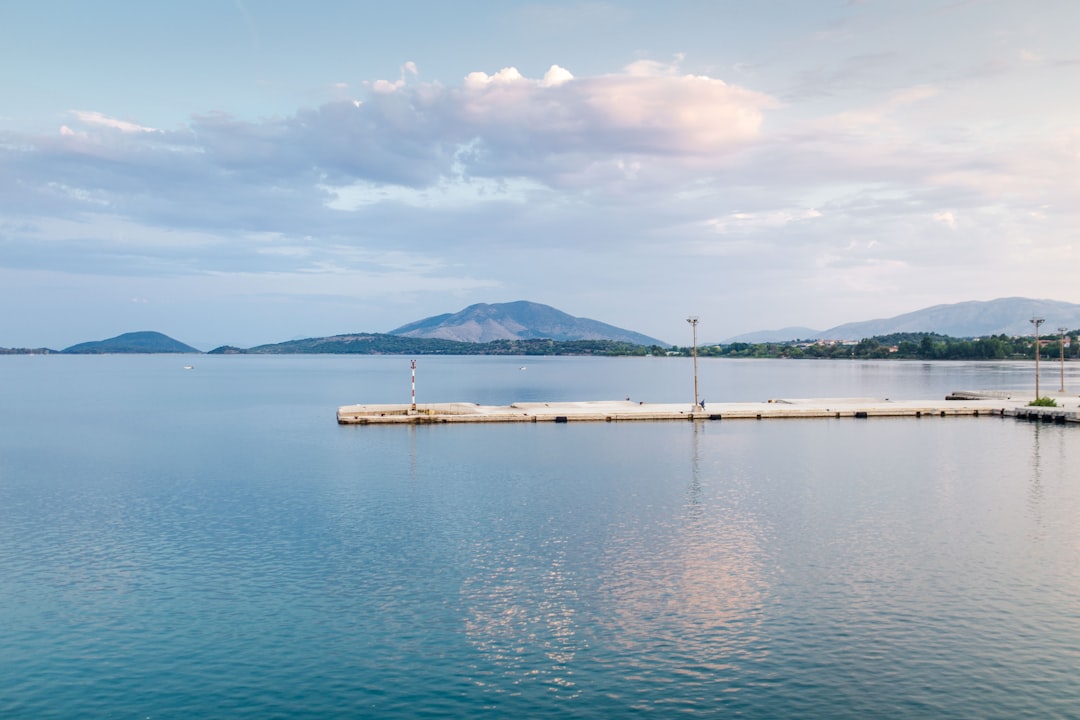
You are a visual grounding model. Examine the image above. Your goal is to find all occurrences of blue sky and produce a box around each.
[2,1,1079,349]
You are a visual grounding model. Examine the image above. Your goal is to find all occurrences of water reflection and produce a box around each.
[408,424,418,484]
[1025,419,1078,541]
[596,424,771,705]
[456,425,774,708]
[460,532,583,700]
[1028,421,1045,534]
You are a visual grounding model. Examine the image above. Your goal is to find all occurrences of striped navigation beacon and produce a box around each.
[410,359,417,411]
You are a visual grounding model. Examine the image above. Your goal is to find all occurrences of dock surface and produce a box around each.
[338,393,1080,425]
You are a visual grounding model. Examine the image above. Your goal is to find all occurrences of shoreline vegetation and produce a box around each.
[3,330,1077,360]
[695,331,1078,361]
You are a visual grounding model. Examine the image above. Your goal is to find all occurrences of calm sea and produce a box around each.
[1,355,1078,719]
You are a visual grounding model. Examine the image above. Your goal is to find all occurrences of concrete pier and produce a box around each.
[336,393,1080,425]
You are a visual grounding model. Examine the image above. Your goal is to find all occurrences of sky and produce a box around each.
[2,0,1079,349]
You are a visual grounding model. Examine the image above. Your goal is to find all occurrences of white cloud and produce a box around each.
[321,175,543,211]
[72,110,158,134]
[933,211,956,228]
[433,61,775,187]
[623,59,677,77]
[371,79,404,94]
[463,66,525,88]
[539,65,574,87]
[705,208,822,234]
[45,60,766,196]
[369,62,422,94]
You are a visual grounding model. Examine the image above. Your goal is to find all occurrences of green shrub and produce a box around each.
[1028,397,1058,407]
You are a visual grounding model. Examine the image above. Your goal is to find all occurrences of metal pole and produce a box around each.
[687,316,699,411]
[411,359,417,411]
[1060,326,1067,393]
[1030,317,1045,401]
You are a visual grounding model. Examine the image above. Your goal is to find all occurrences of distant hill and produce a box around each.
[723,298,1080,343]
[390,301,667,346]
[208,333,651,356]
[63,331,200,354]
[0,347,58,355]
[819,298,1080,340]
[212,333,463,355]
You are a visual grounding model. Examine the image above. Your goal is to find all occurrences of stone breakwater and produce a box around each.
[337,394,1080,425]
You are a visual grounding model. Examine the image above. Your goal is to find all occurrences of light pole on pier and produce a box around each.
[687,316,699,411]
[410,359,417,411]
[1030,317,1045,402]
[1060,326,1068,393]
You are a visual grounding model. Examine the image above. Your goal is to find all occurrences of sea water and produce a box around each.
[1,355,1078,718]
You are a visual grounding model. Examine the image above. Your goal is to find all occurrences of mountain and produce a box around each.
[207,334,651,356]
[722,298,1080,343]
[389,301,667,346]
[215,333,463,355]
[63,331,200,354]
[818,298,1080,340]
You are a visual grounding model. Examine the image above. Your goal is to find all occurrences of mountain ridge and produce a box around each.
[207,334,650,356]
[389,301,668,346]
[723,298,1080,343]
[11,297,1080,353]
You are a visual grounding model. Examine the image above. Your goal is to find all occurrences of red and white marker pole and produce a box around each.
[410,359,417,411]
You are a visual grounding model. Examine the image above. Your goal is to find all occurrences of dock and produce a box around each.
[337,393,1080,425]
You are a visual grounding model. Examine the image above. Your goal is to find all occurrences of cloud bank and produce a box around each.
[2,49,1079,347]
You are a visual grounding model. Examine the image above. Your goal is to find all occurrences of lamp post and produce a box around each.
[1060,326,1068,393]
[1031,317,1045,402]
[687,316,699,411]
